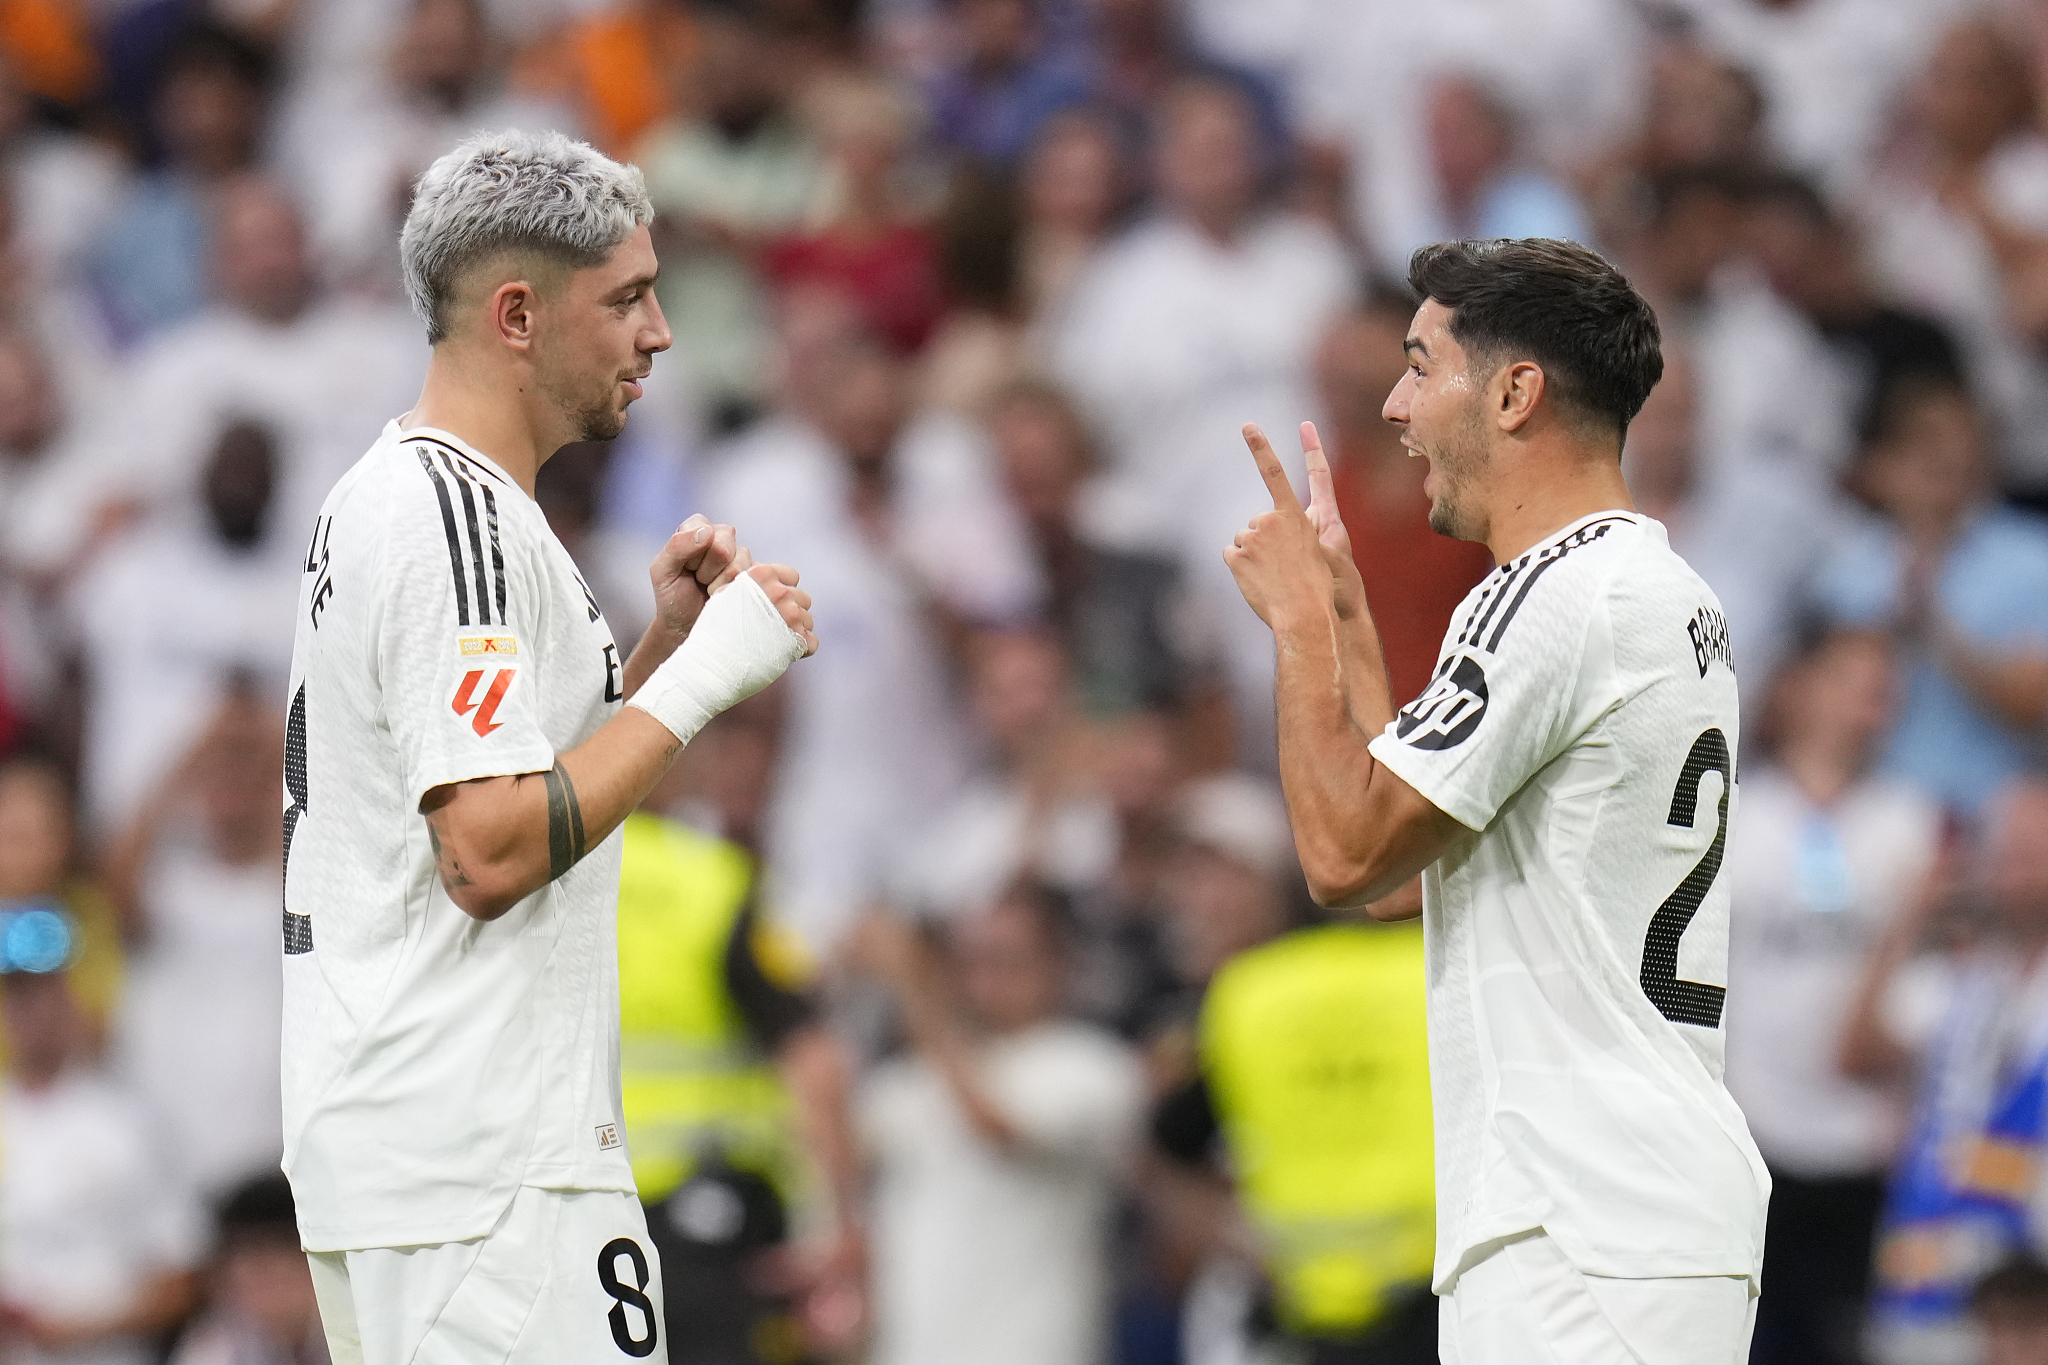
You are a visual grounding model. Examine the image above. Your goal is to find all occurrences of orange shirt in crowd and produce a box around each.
[1332,448,1495,708]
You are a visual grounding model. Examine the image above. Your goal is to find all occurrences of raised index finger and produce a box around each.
[1243,423,1304,515]
[1301,421,1337,517]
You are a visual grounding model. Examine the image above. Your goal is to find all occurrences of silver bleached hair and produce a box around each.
[400,128,654,344]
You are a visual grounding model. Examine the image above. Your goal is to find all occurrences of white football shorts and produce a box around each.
[307,1186,667,1365]
[1441,1230,1757,1365]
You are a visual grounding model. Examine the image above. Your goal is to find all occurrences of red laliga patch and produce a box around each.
[452,668,516,737]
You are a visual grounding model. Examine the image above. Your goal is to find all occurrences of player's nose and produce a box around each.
[641,293,674,355]
[1382,371,1413,425]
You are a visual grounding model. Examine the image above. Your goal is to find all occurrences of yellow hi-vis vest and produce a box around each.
[1200,922,1434,1336]
[615,812,808,1205]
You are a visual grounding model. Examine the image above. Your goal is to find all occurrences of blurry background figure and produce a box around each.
[1723,627,1940,1365]
[1816,374,2048,817]
[1014,106,1130,323]
[1051,72,1352,766]
[85,21,271,345]
[168,1175,329,1365]
[1152,781,1435,1365]
[637,0,825,435]
[614,772,865,1365]
[1309,289,1492,707]
[852,889,1145,1365]
[925,0,1089,166]
[1977,1259,2048,1365]
[0,951,203,1365]
[0,756,121,1045]
[536,440,661,651]
[1416,72,1588,248]
[103,680,285,1200]
[707,332,1040,950]
[1845,781,2048,1362]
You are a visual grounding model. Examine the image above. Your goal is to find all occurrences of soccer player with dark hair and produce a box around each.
[1224,237,1768,1359]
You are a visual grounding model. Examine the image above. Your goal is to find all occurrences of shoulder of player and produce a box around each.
[1450,513,1641,657]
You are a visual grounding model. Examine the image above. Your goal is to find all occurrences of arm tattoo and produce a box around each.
[541,761,587,880]
[427,819,475,891]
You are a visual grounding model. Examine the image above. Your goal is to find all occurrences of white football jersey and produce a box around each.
[1366,511,1770,1291]
[280,421,635,1253]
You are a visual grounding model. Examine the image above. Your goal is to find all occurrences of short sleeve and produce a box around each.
[375,451,556,808]
[1367,568,1607,832]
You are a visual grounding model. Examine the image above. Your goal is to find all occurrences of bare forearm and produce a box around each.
[1273,608,1431,913]
[896,991,1024,1150]
[1938,628,2048,730]
[423,708,682,919]
[622,620,685,700]
[778,1027,866,1235]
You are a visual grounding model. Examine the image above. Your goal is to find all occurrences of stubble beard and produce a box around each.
[1423,404,1491,542]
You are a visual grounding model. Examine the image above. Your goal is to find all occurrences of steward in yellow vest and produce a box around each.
[616,811,862,1365]
[1156,921,1435,1365]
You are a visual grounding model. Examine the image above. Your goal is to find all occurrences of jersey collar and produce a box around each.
[386,420,522,497]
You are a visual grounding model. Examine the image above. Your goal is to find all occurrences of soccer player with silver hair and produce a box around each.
[1226,238,1768,1361]
[279,129,815,1365]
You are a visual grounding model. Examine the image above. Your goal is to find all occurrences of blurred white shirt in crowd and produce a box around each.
[113,834,285,1198]
[1862,133,2048,487]
[70,511,297,834]
[1724,767,1942,1176]
[0,1069,206,1365]
[1672,0,1967,193]
[1288,0,1644,275]
[79,299,425,557]
[704,413,1041,950]
[1684,268,1857,486]
[1049,211,1350,763]
[861,1020,1144,1365]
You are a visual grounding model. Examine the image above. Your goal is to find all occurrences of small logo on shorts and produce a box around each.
[596,1123,621,1150]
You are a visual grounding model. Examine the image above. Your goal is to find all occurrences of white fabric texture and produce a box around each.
[308,1186,666,1365]
[859,1020,1146,1365]
[1440,1231,1756,1365]
[627,570,804,746]
[1366,512,1769,1289]
[0,1072,208,1365]
[282,421,635,1252]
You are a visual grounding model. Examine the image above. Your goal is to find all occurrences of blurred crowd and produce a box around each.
[10,0,2048,1363]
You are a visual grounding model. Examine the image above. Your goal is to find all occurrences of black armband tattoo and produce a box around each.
[541,761,587,880]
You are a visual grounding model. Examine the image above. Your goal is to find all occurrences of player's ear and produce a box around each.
[1495,359,1544,434]
[491,280,539,352]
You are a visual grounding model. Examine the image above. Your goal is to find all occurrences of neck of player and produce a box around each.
[402,347,571,498]
[1479,439,1637,566]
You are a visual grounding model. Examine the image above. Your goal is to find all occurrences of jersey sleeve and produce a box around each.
[374,450,556,808]
[1367,557,1613,832]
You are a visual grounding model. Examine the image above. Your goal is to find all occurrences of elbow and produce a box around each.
[1298,839,1378,913]
[448,881,523,921]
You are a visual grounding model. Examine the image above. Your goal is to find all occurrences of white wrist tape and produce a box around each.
[629,572,806,745]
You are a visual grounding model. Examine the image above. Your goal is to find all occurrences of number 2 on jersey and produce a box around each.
[1639,728,1730,1029]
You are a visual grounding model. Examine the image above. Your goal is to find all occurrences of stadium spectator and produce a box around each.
[1416,73,1590,248]
[925,0,1089,165]
[70,419,296,832]
[1848,779,2048,1361]
[1050,73,1352,760]
[167,1175,329,1365]
[0,755,121,1043]
[1014,106,1130,323]
[85,21,271,344]
[0,53,122,316]
[1310,290,1493,707]
[1977,1258,2048,1365]
[917,161,1029,415]
[536,440,661,650]
[1724,627,1941,1365]
[765,74,945,356]
[853,889,1145,1365]
[985,379,1193,714]
[103,682,285,1198]
[1816,373,2048,815]
[0,958,204,1365]
[705,334,1040,948]
[636,0,826,433]
[1862,18,2048,491]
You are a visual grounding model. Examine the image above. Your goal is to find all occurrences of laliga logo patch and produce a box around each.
[1396,656,1490,750]
[452,668,515,737]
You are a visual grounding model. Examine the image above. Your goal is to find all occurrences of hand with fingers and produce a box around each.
[732,561,819,658]
[1297,420,1371,622]
[1225,422,1346,630]
[648,513,751,639]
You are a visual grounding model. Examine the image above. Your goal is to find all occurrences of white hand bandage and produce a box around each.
[628,572,806,745]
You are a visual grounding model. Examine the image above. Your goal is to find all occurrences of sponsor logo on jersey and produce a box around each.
[452,668,515,737]
[1396,655,1489,750]
[1686,606,1734,678]
[457,634,519,657]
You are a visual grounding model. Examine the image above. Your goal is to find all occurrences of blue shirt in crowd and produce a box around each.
[1816,505,2048,814]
